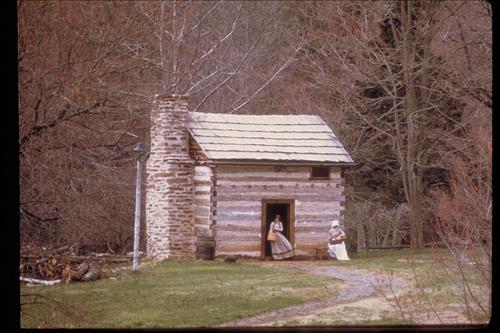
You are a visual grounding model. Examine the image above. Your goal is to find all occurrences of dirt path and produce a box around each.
[215,261,406,327]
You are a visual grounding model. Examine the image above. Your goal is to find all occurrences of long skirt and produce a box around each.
[327,241,350,260]
[271,232,294,260]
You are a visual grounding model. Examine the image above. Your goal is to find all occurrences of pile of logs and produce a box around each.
[20,244,132,284]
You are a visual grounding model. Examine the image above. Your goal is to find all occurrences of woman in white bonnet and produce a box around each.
[328,220,350,260]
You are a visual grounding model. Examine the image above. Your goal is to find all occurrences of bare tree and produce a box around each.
[285,0,491,247]
[18,1,149,251]
[432,125,491,320]
[18,1,304,251]
[18,1,491,254]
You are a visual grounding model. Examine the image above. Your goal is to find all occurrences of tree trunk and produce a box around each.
[401,0,424,248]
[382,220,392,247]
[408,181,424,247]
[368,221,377,249]
[391,217,400,247]
[357,217,366,253]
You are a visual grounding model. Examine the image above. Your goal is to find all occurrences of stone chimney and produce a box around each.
[145,93,196,259]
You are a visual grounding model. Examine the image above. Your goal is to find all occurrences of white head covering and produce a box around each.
[331,220,339,228]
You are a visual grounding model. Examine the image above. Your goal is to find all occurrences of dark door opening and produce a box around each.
[262,201,294,258]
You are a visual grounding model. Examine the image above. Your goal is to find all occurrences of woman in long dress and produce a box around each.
[328,220,350,260]
[268,214,294,260]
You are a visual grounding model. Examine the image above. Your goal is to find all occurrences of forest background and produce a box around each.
[18,1,491,257]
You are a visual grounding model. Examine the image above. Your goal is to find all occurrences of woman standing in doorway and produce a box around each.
[268,214,294,260]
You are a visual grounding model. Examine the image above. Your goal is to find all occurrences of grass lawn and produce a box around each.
[21,259,339,328]
[20,248,490,328]
[281,248,491,326]
[339,248,487,302]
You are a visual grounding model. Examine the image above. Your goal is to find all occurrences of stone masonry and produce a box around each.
[145,93,196,259]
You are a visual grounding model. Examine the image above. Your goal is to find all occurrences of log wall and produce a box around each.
[193,165,219,259]
[189,134,208,161]
[212,165,345,258]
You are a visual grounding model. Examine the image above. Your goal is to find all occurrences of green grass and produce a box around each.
[303,248,490,325]
[319,248,480,290]
[282,307,415,326]
[353,249,488,322]
[21,259,337,328]
[21,249,490,327]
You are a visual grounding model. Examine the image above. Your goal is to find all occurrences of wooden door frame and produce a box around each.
[261,199,295,259]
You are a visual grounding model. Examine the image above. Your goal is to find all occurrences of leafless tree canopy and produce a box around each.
[18,1,491,254]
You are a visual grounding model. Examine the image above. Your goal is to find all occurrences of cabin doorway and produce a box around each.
[261,200,295,259]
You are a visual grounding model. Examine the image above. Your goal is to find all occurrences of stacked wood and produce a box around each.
[214,165,346,258]
[193,165,213,239]
[62,262,102,283]
[20,244,132,283]
[20,244,80,281]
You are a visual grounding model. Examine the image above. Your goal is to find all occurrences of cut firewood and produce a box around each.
[20,244,130,282]
[81,263,102,281]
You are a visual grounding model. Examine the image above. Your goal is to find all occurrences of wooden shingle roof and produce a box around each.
[187,112,354,164]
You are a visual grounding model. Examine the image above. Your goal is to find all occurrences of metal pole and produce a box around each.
[132,156,142,270]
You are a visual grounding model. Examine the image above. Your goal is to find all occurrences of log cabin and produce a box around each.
[145,93,354,260]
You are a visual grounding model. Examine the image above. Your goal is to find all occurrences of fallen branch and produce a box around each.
[20,277,61,285]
